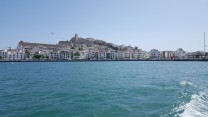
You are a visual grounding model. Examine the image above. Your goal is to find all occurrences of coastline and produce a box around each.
[1,59,208,62]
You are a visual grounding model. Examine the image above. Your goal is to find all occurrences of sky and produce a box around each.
[0,0,208,52]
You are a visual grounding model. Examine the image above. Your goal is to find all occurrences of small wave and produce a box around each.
[178,92,208,117]
[179,80,193,86]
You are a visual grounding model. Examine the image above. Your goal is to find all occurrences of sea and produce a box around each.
[0,61,208,117]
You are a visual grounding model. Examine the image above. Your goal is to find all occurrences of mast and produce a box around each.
[204,32,206,55]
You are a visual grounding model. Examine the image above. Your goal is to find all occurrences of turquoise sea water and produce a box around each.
[0,61,208,117]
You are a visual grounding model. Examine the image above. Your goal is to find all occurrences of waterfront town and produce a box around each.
[0,34,208,61]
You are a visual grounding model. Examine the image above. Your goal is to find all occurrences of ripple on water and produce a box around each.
[179,80,193,86]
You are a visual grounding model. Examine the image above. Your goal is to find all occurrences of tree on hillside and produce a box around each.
[113,47,119,51]
[45,56,49,59]
[106,53,111,59]
[32,54,44,60]
[25,50,30,59]
[74,52,80,56]
[78,47,83,51]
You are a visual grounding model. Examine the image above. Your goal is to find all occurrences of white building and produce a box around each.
[149,49,161,60]
[1,48,9,60]
[49,51,59,59]
[86,48,98,60]
[175,48,186,59]
[123,51,132,60]
[3,49,25,60]
[141,51,150,59]
[98,50,106,60]
[79,50,88,59]
[132,49,142,59]
[59,51,71,60]
[14,51,25,60]
[115,51,123,60]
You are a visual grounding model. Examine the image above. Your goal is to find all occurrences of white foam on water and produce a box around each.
[179,92,208,117]
[179,80,193,86]
[162,81,208,117]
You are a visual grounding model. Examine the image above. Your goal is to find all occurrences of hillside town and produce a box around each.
[0,34,208,61]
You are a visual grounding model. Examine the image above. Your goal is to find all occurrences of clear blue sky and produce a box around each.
[0,0,208,52]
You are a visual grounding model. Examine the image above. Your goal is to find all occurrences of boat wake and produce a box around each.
[179,91,208,117]
[163,81,208,117]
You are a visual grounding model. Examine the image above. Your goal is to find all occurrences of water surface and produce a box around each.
[0,61,208,117]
